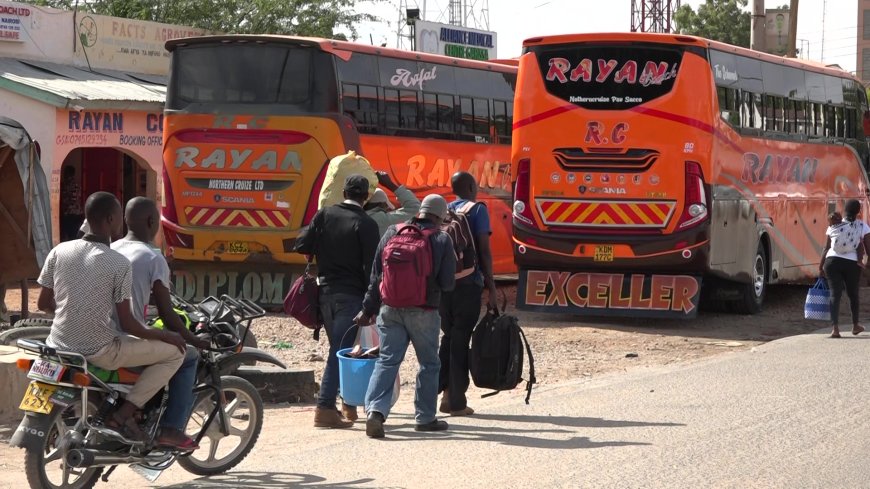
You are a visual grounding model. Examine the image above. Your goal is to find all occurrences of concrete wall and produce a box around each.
[0,346,31,425]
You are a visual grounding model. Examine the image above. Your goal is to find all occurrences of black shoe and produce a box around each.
[415,419,448,432]
[366,411,385,438]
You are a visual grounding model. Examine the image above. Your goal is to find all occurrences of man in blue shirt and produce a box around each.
[438,172,499,416]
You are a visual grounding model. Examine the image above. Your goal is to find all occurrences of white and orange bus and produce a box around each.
[161,35,516,305]
[511,33,870,317]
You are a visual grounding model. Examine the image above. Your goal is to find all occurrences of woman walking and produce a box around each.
[819,199,870,338]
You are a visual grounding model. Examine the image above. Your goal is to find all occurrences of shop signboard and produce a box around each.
[0,3,29,42]
[414,19,497,61]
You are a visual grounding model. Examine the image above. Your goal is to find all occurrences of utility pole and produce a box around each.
[786,0,799,57]
[750,0,765,52]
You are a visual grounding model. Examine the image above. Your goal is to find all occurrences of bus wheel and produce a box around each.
[734,242,768,315]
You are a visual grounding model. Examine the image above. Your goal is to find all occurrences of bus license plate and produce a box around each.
[227,242,249,254]
[19,381,57,414]
[28,359,65,382]
[593,245,614,262]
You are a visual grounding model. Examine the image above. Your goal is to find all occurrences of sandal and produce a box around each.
[156,428,199,451]
[853,325,865,336]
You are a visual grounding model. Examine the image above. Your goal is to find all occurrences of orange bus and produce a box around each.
[162,35,517,305]
[511,33,870,317]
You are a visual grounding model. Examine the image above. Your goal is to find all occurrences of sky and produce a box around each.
[350,0,858,74]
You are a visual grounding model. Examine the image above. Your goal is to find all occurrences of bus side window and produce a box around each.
[740,91,753,129]
[810,103,823,138]
[763,95,777,132]
[493,99,513,145]
[752,93,764,130]
[794,100,808,136]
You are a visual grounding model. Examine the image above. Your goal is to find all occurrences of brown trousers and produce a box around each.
[88,335,183,407]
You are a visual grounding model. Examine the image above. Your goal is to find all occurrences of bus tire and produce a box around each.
[734,242,768,315]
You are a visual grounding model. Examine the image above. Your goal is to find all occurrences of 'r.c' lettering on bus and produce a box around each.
[585,122,629,145]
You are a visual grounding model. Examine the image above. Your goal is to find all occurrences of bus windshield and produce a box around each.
[167,42,336,111]
[527,43,686,110]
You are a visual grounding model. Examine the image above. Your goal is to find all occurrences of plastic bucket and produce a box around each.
[337,347,377,407]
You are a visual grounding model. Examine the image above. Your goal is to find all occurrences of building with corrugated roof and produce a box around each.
[0,0,208,243]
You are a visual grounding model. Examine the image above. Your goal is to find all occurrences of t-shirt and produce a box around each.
[449,199,491,286]
[826,220,870,261]
[37,240,131,355]
[111,239,171,325]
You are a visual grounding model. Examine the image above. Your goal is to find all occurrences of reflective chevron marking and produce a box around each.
[536,199,676,228]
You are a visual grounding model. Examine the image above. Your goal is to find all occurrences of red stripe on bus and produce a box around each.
[628,106,715,134]
[513,104,580,130]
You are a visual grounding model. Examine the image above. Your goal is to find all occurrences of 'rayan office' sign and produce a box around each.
[414,19,497,61]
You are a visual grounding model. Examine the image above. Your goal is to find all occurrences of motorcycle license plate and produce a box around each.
[19,381,57,414]
[28,359,65,382]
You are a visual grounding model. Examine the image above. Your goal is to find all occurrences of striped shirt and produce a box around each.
[38,240,131,355]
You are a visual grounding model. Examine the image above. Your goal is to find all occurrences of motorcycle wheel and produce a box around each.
[177,376,263,476]
[24,403,102,489]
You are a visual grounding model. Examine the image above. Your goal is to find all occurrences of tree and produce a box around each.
[674,0,751,48]
[24,0,378,39]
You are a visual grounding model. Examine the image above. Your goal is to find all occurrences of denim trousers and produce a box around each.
[365,305,441,424]
[161,345,199,431]
[319,292,364,409]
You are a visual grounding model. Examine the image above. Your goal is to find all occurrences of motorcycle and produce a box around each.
[10,294,283,489]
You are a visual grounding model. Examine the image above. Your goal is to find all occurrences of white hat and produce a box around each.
[368,188,395,210]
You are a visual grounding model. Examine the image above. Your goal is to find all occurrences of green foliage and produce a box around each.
[674,0,751,48]
[24,0,379,39]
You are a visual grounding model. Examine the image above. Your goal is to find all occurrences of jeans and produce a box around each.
[318,292,363,409]
[365,306,441,424]
[161,346,199,431]
[823,256,861,327]
[438,282,483,410]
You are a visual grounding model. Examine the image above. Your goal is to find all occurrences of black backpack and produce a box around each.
[469,309,536,404]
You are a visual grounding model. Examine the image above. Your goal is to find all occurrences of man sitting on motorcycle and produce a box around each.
[112,197,208,450]
[37,191,187,443]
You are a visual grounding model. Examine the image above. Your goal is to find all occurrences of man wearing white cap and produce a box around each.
[364,171,421,237]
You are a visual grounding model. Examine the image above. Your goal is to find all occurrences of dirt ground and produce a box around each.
[3,282,850,398]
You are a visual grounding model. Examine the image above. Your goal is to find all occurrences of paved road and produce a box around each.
[2,329,869,488]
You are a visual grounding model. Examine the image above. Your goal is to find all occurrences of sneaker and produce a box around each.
[415,419,448,432]
[366,411,385,438]
[313,407,353,429]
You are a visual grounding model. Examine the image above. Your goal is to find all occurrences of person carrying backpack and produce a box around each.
[819,199,870,338]
[438,172,499,416]
[354,194,456,438]
[294,174,380,428]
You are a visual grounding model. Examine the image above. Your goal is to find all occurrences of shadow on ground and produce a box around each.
[161,472,395,489]
[379,413,678,449]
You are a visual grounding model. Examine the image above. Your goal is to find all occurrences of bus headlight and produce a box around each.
[688,203,707,218]
[513,200,526,215]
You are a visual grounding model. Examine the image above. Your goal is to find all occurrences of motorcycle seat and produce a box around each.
[87,365,142,385]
